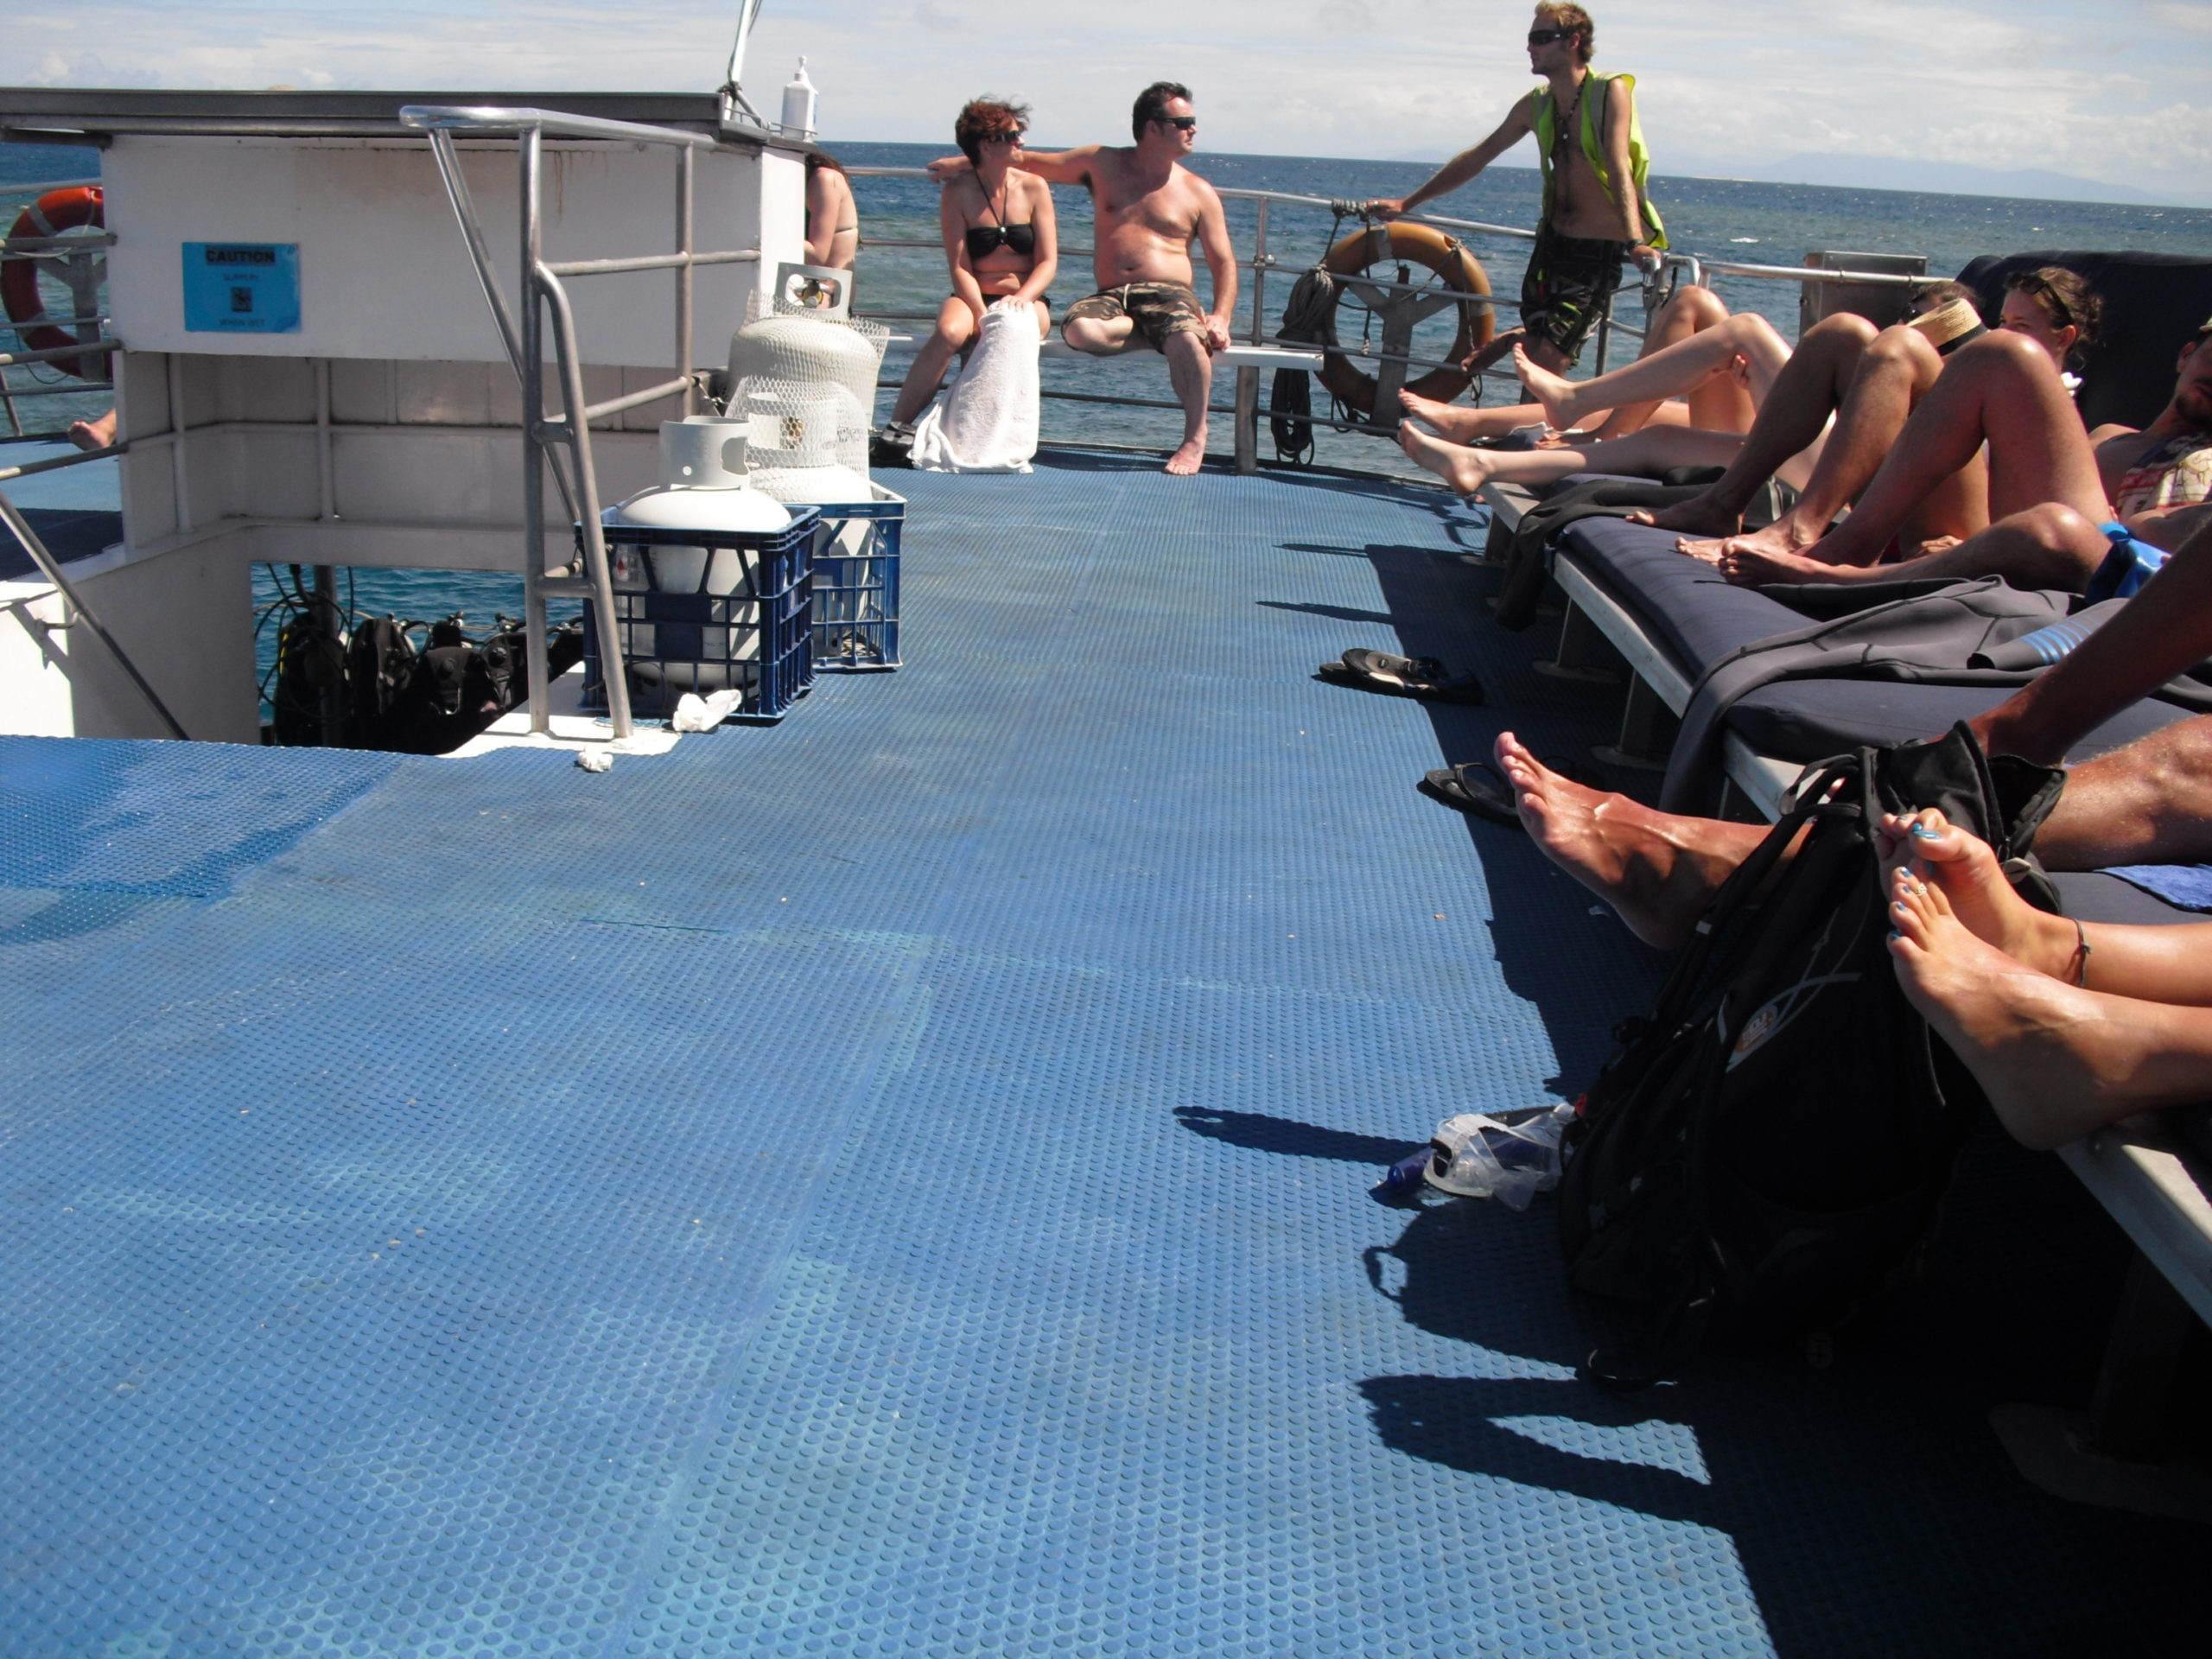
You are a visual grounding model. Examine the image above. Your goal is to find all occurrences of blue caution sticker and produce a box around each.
[182,243,301,333]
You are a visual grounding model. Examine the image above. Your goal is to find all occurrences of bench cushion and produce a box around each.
[1723,680,2191,766]
[1557,515,1805,683]
[2049,870,2201,926]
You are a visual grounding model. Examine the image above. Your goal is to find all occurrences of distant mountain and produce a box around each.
[1699,153,2197,210]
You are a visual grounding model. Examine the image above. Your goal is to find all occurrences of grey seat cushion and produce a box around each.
[1557,515,1804,682]
[1725,680,2191,765]
[2049,870,2199,926]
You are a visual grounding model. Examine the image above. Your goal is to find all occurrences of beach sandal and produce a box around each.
[1418,760,1520,829]
[1317,648,1484,705]
[1418,753,1592,830]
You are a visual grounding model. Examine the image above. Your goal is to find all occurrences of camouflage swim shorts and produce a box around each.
[1063,281,1209,350]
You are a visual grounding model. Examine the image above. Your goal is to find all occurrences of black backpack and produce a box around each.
[1556,724,2064,1387]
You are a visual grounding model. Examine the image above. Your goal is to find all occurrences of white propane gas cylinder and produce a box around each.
[781,60,818,139]
[728,311,880,419]
[743,387,873,505]
[605,418,791,594]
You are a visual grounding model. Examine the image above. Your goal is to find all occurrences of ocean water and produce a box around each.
[4,137,2209,717]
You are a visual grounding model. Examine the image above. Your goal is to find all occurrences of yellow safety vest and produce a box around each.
[1532,71,1667,250]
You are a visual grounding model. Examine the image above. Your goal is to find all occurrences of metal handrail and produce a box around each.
[403,102,767,739]
[0,479,187,741]
[400,105,721,150]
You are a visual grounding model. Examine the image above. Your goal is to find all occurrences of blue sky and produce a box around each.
[7,2,2210,206]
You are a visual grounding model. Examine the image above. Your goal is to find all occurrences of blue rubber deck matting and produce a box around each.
[2,453,2203,1656]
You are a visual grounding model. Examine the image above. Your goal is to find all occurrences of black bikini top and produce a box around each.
[964,180,1036,259]
[965,221,1036,259]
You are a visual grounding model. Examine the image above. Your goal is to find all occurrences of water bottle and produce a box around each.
[1369,1147,1433,1206]
[781,59,817,139]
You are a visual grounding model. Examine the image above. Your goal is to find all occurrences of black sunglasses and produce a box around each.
[1527,27,1578,44]
[1157,115,1198,130]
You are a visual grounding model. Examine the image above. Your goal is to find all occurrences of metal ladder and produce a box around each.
[402,105,764,740]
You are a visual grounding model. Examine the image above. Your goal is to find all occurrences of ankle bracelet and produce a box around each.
[2069,917,2092,988]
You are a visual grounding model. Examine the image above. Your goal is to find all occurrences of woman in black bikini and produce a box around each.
[885,99,1058,432]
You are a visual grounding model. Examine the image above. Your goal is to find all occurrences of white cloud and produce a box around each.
[0,1,2205,204]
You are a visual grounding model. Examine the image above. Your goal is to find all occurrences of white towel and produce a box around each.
[909,298,1041,474]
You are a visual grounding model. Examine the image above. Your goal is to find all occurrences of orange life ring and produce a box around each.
[3,186,105,379]
[1315,220,1492,416]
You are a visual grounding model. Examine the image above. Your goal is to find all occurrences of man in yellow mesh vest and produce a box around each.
[1368,3,1666,373]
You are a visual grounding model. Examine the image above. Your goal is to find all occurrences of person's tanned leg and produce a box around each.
[1719,500,2113,590]
[1626,312,1878,542]
[1495,734,1768,947]
[890,298,978,426]
[1695,321,1950,567]
[1396,422,1746,499]
[1887,867,2212,1149]
[2033,716,2212,869]
[1162,330,1212,475]
[1744,330,2105,575]
[1516,308,1789,435]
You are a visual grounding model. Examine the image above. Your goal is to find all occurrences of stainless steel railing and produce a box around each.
[401,104,764,741]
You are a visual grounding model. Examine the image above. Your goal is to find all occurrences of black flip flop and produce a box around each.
[1317,648,1484,705]
[1418,760,1520,829]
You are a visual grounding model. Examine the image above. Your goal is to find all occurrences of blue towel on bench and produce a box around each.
[2100,863,2212,912]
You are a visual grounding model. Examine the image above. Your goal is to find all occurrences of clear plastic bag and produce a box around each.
[1422,1103,1576,1211]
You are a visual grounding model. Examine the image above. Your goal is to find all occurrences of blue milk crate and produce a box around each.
[580,507,820,722]
[804,486,903,672]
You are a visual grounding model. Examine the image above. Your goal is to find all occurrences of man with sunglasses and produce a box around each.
[931,81,1237,475]
[1367,4,1664,377]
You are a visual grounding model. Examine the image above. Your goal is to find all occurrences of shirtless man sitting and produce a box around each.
[1712,313,2212,592]
[938,81,1236,475]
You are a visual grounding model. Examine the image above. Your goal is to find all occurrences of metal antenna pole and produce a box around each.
[721,0,768,125]
[519,127,552,736]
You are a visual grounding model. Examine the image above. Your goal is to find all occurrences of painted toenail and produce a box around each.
[1910,824,1939,840]
[1888,930,1901,943]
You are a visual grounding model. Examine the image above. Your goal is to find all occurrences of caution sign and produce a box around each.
[182,243,301,334]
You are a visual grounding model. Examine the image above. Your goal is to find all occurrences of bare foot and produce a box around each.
[1495,731,1764,948]
[1716,543,1847,586]
[1678,512,1815,572]
[1396,421,1492,496]
[1886,867,2113,1149]
[1624,493,1743,541]
[1396,385,1477,441]
[1165,436,1205,476]
[1510,342,1580,432]
[1877,810,2075,977]
[67,409,118,452]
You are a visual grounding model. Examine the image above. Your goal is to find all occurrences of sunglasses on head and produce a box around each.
[1157,115,1198,130]
[1527,26,1578,44]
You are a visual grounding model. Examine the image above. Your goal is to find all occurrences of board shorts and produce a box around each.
[1063,281,1208,351]
[1520,226,1630,364]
